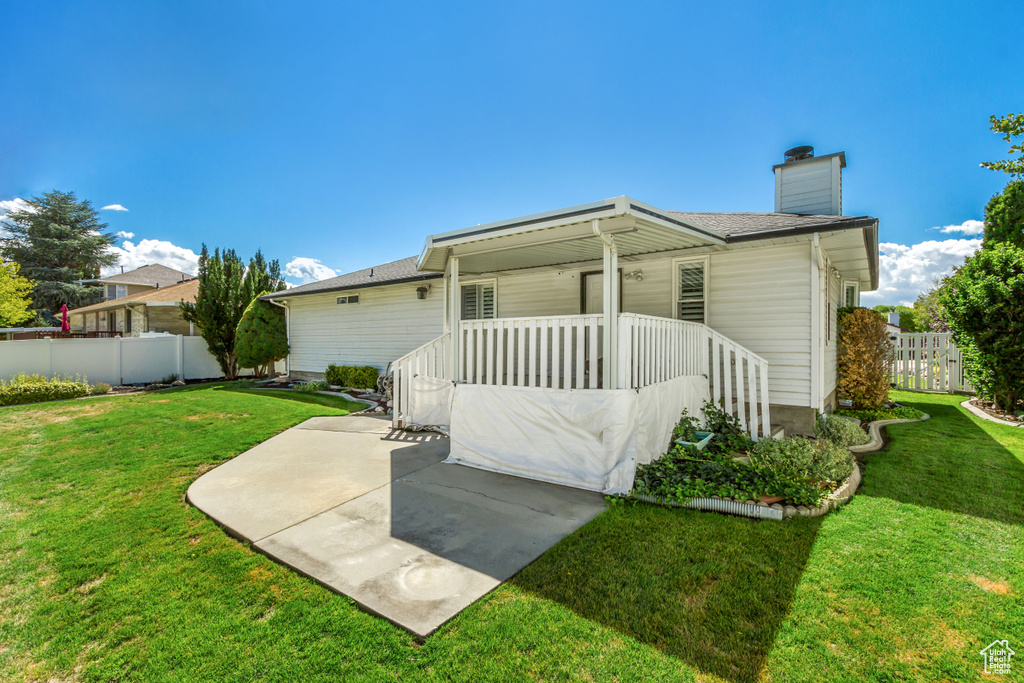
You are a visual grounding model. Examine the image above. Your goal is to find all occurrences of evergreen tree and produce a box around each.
[180,246,285,379]
[0,191,116,323]
[235,294,289,378]
[0,261,35,326]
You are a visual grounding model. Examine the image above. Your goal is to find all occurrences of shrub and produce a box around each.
[0,373,89,407]
[90,382,111,395]
[295,380,329,393]
[235,294,289,378]
[158,373,180,384]
[815,414,870,447]
[750,436,855,485]
[700,400,756,455]
[324,365,379,390]
[837,308,891,410]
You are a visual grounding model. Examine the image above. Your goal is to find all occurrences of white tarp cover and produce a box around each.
[447,384,639,494]
[406,375,454,429]
[635,375,711,465]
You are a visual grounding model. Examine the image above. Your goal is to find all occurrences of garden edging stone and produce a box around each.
[960,399,1024,428]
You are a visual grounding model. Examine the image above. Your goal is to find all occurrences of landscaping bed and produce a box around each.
[967,396,1024,424]
[627,403,885,520]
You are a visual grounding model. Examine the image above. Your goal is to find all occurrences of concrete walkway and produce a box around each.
[187,414,606,637]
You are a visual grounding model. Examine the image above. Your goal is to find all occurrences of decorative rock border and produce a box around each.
[960,399,1024,428]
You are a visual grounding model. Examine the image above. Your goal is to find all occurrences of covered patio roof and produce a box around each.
[417,196,726,274]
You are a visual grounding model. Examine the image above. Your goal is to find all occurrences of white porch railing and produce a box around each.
[391,333,450,427]
[459,314,604,389]
[392,314,771,438]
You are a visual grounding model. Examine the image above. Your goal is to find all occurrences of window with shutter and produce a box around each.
[461,283,496,320]
[676,260,706,323]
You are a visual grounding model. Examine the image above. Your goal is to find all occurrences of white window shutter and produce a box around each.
[677,262,705,323]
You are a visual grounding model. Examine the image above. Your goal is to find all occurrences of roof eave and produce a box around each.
[262,272,444,301]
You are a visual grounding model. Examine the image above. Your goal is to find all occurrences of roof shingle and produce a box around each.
[264,256,441,300]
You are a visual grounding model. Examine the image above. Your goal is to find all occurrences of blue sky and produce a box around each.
[1,0,1021,302]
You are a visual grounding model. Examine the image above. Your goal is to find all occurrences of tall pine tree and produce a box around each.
[0,191,116,323]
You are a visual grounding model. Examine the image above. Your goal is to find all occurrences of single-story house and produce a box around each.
[264,147,879,493]
[68,278,200,337]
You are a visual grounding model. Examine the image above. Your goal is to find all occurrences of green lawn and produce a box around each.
[1,388,1021,682]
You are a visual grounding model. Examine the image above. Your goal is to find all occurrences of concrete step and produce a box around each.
[770,424,785,440]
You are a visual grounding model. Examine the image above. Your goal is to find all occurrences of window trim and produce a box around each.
[460,278,498,320]
[672,256,709,324]
[843,280,859,308]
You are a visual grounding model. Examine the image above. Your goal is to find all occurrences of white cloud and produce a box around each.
[116,231,135,239]
[0,198,33,238]
[103,238,200,277]
[285,257,337,284]
[936,219,984,235]
[861,237,981,306]
[101,204,129,211]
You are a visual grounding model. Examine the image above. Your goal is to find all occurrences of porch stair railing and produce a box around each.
[391,315,771,439]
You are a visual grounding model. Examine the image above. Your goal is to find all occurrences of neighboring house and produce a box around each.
[78,264,194,301]
[885,311,903,338]
[67,278,200,337]
[265,147,879,491]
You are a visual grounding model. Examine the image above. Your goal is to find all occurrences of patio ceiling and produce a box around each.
[418,197,725,274]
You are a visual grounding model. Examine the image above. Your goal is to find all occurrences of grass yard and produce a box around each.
[1,388,1021,682]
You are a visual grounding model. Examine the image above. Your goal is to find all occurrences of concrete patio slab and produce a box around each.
[188,414,606,637]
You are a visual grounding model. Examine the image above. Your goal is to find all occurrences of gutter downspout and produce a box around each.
[269,298,290,377]
[593,219,619,389]
[810,234,822,412]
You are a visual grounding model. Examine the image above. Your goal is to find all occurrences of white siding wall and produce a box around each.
[491,257,674,318]
[285,281,444,375]
[775,157,840,215]
[707,244,813,408]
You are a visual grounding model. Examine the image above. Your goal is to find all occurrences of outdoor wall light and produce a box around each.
[416,286,430,299]
[624,269,643,282]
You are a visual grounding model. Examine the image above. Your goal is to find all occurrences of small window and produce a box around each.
[844,283,858,308]
[106,284,117,299]
[336,295,359,304]
[676,260,706,323]
[116,285,127,298]
[461,283,495,320]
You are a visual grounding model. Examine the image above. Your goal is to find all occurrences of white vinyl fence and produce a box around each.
[889,332,973,393]
[0,335,272,385]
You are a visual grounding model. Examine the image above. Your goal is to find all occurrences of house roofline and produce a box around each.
[262,273,444,301]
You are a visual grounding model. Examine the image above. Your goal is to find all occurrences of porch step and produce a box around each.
[770,424,785,440]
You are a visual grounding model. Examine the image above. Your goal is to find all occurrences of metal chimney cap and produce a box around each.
[784,145,814,163]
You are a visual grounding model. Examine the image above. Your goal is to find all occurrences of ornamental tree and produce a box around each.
[180,246,285,379]
[939,243,1024,410]
[837,308,891,410]
[0,261,35,326]
[234,294,288,378]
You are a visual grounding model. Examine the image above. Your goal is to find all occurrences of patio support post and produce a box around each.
[594,220,618,389]
[447,256,460,382]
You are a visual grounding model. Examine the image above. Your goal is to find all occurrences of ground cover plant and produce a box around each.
[2,389,1020,682]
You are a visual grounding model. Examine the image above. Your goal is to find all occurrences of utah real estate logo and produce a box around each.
[981,640,1015,675]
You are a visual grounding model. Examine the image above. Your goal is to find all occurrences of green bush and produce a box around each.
[295,380,330,393]
[0,373,90,407]
[235,293,289,378]
[750,436,855,485]
[324,365,379,390]
[815,414,870,447]
[90,382,111,395]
